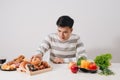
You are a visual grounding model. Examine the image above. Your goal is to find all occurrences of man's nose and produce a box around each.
[61,33,64,36]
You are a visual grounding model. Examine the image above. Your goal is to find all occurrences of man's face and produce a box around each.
[57,26,72,41]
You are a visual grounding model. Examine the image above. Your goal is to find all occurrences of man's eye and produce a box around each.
[64,32,68,33]
[58,30,61,32]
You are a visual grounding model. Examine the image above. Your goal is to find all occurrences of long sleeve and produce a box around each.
[36,33,87,62]
[76,37,87,60]
[36,35,51,56]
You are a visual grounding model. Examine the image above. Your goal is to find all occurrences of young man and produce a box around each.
[32,15,87,64]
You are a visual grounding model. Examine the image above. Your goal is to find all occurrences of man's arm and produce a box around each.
[76,37,87,60]
[31,35,51,60]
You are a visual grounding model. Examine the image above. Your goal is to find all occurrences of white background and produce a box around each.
[0,0,120,62]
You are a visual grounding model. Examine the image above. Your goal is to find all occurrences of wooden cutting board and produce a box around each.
[17,67,52,76]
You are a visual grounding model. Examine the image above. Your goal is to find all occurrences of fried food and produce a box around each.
[30,57,50,70]
[1,55,51,72]
[1,64,16,70]
[1,55,25,70]
[19,57,51,72]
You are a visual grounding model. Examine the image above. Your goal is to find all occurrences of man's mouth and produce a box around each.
[62,37,65,39]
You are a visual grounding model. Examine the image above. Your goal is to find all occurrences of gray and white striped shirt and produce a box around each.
[37,33,87,62]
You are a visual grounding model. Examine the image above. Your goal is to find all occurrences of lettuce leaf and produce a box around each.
[94,53,112,70]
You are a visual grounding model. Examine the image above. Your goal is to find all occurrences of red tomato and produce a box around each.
[88,62,97,70]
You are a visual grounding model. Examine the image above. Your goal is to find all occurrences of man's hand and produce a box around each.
[53,57,64,64]
[31,54,42,61]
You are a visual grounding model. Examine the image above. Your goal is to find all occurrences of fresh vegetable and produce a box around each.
[94,53,112,70]
[77,56,87,66]
[99,68,114,76]
[88,62,97,70]
[94,53,114,76]
[80,60,90,69]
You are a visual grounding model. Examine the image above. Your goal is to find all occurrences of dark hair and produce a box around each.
[56,15,74,28]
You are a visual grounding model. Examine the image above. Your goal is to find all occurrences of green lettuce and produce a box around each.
[94,53,112,70]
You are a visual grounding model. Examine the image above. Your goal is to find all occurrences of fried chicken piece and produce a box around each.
[1,55,25,70]
[1,64,16,70]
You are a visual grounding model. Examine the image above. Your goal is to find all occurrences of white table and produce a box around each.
[0,62,120,80]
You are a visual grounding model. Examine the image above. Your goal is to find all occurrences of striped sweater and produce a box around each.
[37,33,87,62]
